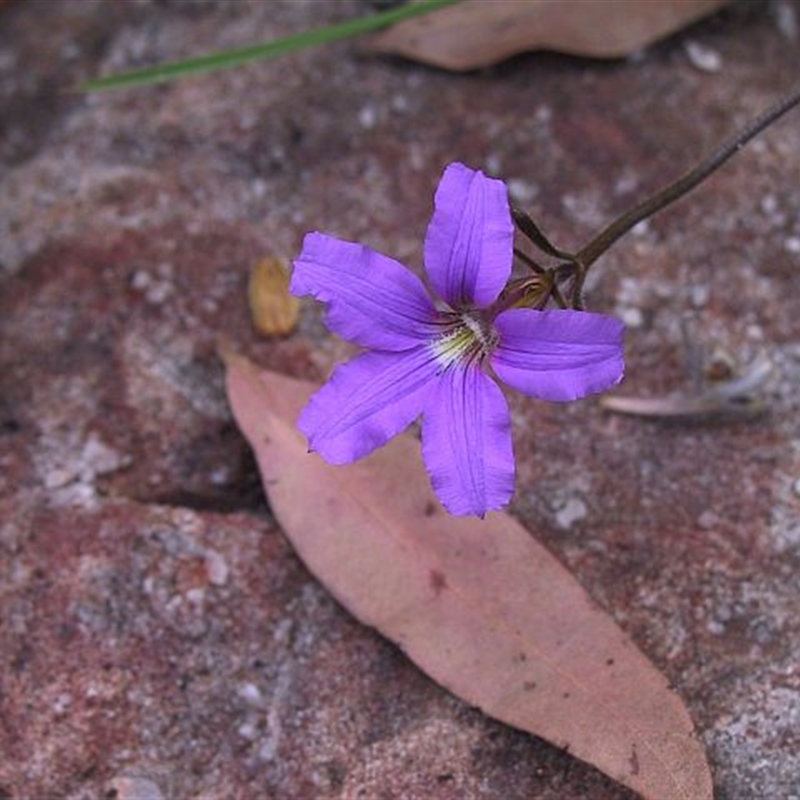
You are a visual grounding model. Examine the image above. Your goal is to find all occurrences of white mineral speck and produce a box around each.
[555,497,587,530]
[358,104,377,129]
[507,178,538,204]
[761,194,779,215]
[617,306,644,328]
[145,280,173,305]
[44,467,75,489]
[185,587,204,605]
[391,93,409,113]
[684,40,722,73]
[484,153,502,175]
[109,776,165,800]
[784,236,800,254]
[238,720,258,740]
[204,549,229,586]
[131,270,151,291]
[238,682,263,707]
[208,466,230,486]
[697,510,719,530]
[745,324,764,341]
[251,178,267,198]
[707,618,726,635]
[690,284,710,308]
[53,693,73,714]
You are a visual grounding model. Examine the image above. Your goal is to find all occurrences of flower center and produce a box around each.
[430,312,497,369]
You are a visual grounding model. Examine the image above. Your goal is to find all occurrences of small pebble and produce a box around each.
[358,104,378,129]
[745,323,764,341]
[697,510,719,530]
[484,153,502,175]
[555,497,587,530]
[205,549,229,586]
[507,178,538,204]
[44,467,75,489]
[130,270,151,291]
[690,284,710,308]
[784,236,800,254]
[185,587,204,605]
[617,307,644,328]
[684,40,722,73]
[109,776,164,800]
[238,720,258,740]
[238,682,263,707]
[53,693,72,714]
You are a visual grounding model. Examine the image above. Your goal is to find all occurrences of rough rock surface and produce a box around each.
[2,1,800,798]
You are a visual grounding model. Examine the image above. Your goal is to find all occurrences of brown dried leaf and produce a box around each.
[224,352,713,800]
[366,0,730,71]
[248,256,299,336]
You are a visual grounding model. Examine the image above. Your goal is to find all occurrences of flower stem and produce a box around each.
[511,205,574,261]
[575,82,800,272]
[513,246,545,274]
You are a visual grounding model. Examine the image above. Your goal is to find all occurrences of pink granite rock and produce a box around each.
[1,1,800,797]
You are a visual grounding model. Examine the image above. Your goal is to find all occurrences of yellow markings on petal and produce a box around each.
[431,325,476,368]
[248,256,300,337]
[461,313,496,351]
[430,313,496,368]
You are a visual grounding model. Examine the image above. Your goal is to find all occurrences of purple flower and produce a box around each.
[290,162,624,517]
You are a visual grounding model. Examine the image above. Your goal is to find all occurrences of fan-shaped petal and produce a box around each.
[491,309,625,401]
[298,347,439,464]
[423,163,514,309]
[291,232,437,350]
[421,365,515,517]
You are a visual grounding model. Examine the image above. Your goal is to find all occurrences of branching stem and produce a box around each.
[512,82,800,309]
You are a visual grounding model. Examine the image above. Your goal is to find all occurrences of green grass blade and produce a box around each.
[78,0,459,93]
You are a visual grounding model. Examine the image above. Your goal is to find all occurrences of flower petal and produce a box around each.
[423,162,514,309]
[421,365,515,517]
[491,309,625,401]
[291,232,437,350]
[298,347,439,464]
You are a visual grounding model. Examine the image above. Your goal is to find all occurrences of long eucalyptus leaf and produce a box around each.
[78,0,459,93]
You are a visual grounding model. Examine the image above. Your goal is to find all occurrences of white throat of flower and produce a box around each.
[430,311,497,369]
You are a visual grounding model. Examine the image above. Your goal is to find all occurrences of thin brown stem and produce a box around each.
[513,246,545,274]
[512,205,575,261]
[575,82,800,270]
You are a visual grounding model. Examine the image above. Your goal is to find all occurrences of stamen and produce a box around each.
[430,325,475,367]
[430,312,496,369]
[461,313,495,351]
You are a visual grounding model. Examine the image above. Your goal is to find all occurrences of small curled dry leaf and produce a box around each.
[248,256,300,337]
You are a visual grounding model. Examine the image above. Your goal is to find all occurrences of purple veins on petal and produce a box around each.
[290,232,437,351]
[421,364,515,517]
[491,309,625,402]
[424,162,514,309]
[298,347,440,464]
